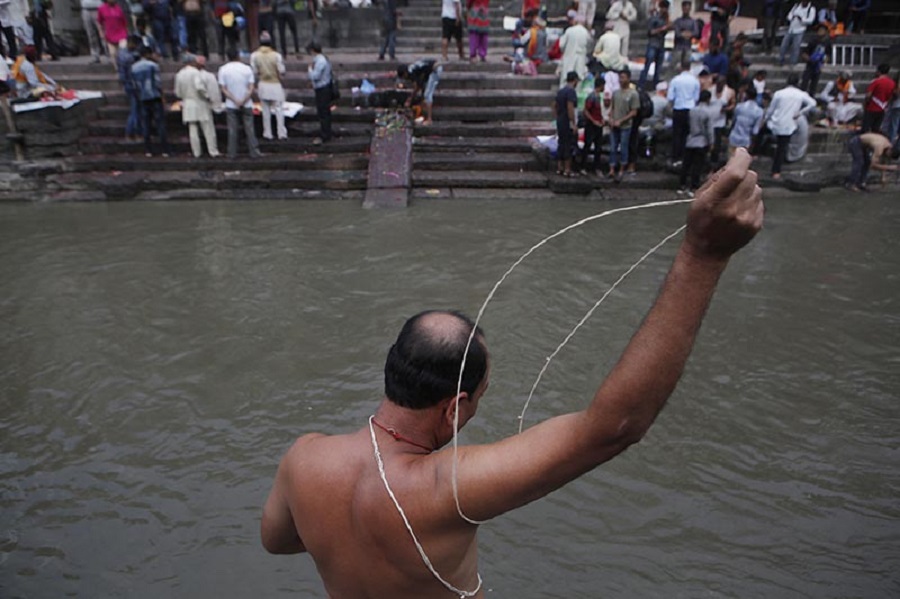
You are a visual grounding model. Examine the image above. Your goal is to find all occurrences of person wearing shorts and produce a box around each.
[399,59,442,125]
[440,0,464,60]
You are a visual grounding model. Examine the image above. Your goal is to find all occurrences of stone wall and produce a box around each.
[0,98,103,161]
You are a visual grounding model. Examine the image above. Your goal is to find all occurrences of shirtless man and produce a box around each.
[262,149,765,598]
[844,131,900,191]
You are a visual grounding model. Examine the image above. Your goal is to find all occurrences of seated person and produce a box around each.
[11,45,57,98]
[593,21,625,72]
[818,70,862,126]
[520,16,548,64]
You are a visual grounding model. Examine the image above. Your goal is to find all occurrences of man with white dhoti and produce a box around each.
[175,54,220,158]
[251,31,288,140]
[558,11,590,88]
[605,0,636,59]
[819,71,862,127]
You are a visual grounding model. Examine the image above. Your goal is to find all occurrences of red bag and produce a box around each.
[548,38,561,61]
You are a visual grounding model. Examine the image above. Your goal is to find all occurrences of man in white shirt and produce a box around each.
[779,0,816,67]
[763,73,815,178]
[440,0,463,61]
[667,60,700,164]
[217,47,262,159]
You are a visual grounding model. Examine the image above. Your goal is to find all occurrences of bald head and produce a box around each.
[384,310,488,409]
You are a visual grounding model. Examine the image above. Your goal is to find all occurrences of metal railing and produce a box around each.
[831,44,888,67]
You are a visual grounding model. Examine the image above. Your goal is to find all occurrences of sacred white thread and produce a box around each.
[451,198,693,525]
[369,416,483,599]
[516,224,687,433]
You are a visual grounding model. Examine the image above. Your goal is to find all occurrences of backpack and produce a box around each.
[638,89,653,119]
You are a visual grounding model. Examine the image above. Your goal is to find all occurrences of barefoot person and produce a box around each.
[398,58,442,126]
[261,150,765,598]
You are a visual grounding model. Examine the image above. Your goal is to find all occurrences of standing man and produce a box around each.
[33,0,60,61]
[671,1,698,70]
[639,0,669,91]
[779,0,815,68]
[81,0,104,63]
[709,74,735,167]
[763,72,815,180]
[861,64,896,134]
[845,0,870,34]
[175,53,220,157]
[398,58,442,127]
[558,12,589,88]
[668,59,700,165]
[218,47,262,158]
[761,0,782,54]
[251,31,287,141]
[800,25,830,95]
[606,0,637,58]
[609,68,640,181]
[260,152,765,598]
[143,0,177,60]
[0,0,16,60]
[703,0,736,49]
[377,0,398,61]
[844,132,899,191]
[132,45,171,157]
[274,0,299,58]
[679,89,715,194]
[117,35,143,142]
[728,87,763,155]
[307,40,334,143]
[183,0,209,58]
[440,0,464,62]
[579,76,605,176]
[554,70,579,177]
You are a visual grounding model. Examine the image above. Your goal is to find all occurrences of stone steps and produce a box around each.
[78,134,371,156]
[47,167,369,201]
[84,118,374,139]
[413,152,541,171]
[412,169,547,188]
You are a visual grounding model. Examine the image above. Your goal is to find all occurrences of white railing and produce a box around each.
[831,44,888,68]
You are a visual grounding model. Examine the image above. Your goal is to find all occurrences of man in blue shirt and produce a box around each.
[667,60,700,164]
[131,45,171,157]
[702,38,728,79]
[307,41,334,143]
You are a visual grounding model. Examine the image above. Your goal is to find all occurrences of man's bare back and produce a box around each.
[263,426,483,598]
[262,150,764,597]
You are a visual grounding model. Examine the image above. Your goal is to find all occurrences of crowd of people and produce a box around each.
[550,0,899,192]
[0,0,322,66]
[112,31,334,157]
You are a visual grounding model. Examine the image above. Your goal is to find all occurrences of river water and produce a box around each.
[1,193,898,598]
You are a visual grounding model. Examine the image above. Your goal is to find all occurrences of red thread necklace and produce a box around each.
[371,417,434,453]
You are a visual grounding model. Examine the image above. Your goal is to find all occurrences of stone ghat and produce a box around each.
[2,0,897,202]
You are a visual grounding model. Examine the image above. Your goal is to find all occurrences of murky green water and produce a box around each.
[1,194,898,598]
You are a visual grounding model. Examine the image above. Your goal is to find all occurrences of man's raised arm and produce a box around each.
[456,149,764,521]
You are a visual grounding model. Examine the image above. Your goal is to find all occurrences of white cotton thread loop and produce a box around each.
[452,198,693,525]
[517,224,687,433]
[369,417,483,599]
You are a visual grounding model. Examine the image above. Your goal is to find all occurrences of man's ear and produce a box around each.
[442,393,469,429]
